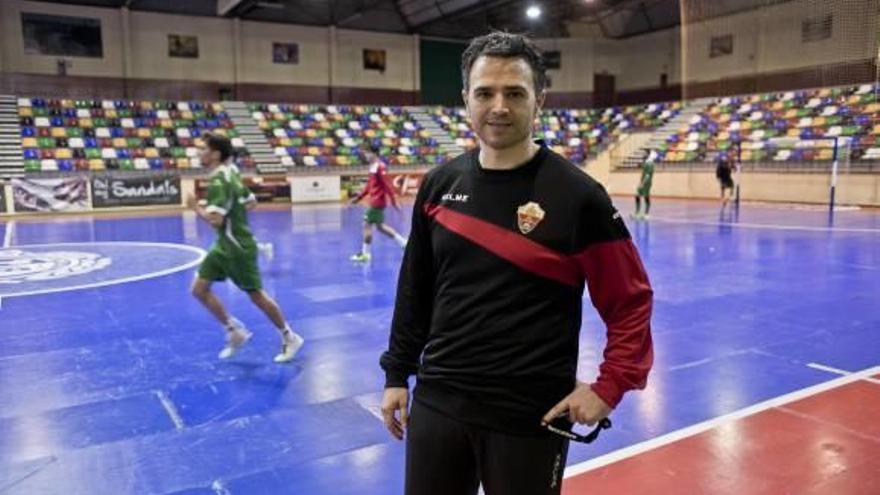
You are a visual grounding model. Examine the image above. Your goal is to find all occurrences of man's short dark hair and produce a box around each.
[204,132,233,162]
[461,31,547,94]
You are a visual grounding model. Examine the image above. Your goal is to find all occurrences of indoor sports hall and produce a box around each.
[1,1,878,494]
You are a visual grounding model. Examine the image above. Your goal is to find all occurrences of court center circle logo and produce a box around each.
[0,249,113,284]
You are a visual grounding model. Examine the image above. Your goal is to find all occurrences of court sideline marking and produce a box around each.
[564,364,880,479]
[650,216,880,234]
[154,390,185,430]
[807,361,880,385]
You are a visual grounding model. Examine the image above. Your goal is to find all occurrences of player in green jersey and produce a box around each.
[632,156,655,220]
[187,133,304,363]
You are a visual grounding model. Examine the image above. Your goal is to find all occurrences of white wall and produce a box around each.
[4,0,877,97]
[0,0,420,92]
[683,0,879,82]
[613,29,681,90]
[535,38,593,93]
[333,29,416,90]
[239,21,330,86]
[756,0,880,72]
[128,11,235,83]
[0,0,124,77]
[570,0,880,91]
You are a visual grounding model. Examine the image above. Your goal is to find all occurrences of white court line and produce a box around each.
[0,242,205,299]
[211,479,232,495]
[807,362,880,385]
[2,220,14,248]
[564,364,880,479]
[154,390,185,430]
[651,216,880,234]
[1,222,15,308]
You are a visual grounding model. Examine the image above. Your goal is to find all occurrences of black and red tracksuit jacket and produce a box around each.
[380,143,653,434]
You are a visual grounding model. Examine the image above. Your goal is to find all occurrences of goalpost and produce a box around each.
[767,136,854,212]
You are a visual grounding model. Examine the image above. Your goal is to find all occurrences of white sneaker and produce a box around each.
[218,325,253,359]
[350,252,371,263]
[258,242,274,262]
[642,214,651,220]
[274,332,305,363]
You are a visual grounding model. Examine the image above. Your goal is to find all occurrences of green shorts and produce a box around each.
[364,207,385,225]
[637,183,652,197]
[197,245,262,292]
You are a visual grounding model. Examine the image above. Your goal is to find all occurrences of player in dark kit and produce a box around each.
[379,32,654,495]
[716,154,735,208]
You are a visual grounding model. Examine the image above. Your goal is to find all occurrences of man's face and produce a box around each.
[463,56,545,152]
[199,142,220,167]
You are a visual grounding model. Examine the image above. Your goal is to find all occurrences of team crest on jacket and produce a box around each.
[516,201,545,235]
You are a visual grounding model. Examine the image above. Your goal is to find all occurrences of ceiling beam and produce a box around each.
[392,0,413,32]
[217,0,247,16]
[410,0,517,30]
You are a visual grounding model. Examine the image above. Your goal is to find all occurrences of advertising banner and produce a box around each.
[91,175,181,208]
[290,176,342,203]
[12,177,89,213]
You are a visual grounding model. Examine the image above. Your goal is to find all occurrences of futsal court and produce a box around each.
[1,198,877,494]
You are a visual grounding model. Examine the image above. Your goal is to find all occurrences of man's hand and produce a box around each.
[541,381,612,427]
[380,387,410,440]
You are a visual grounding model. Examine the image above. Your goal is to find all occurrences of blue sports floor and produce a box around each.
[0,197,878,494]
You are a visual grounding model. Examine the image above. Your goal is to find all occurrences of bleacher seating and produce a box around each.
[250,103,445,167]
[17,98,249,173]
[10,84,879,175]
[429,102,681,164]
[649,84,880,164]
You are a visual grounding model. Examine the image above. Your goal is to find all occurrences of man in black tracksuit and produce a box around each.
[380,32,654,495]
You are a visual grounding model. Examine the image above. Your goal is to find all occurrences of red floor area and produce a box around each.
[563,380,880,495]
